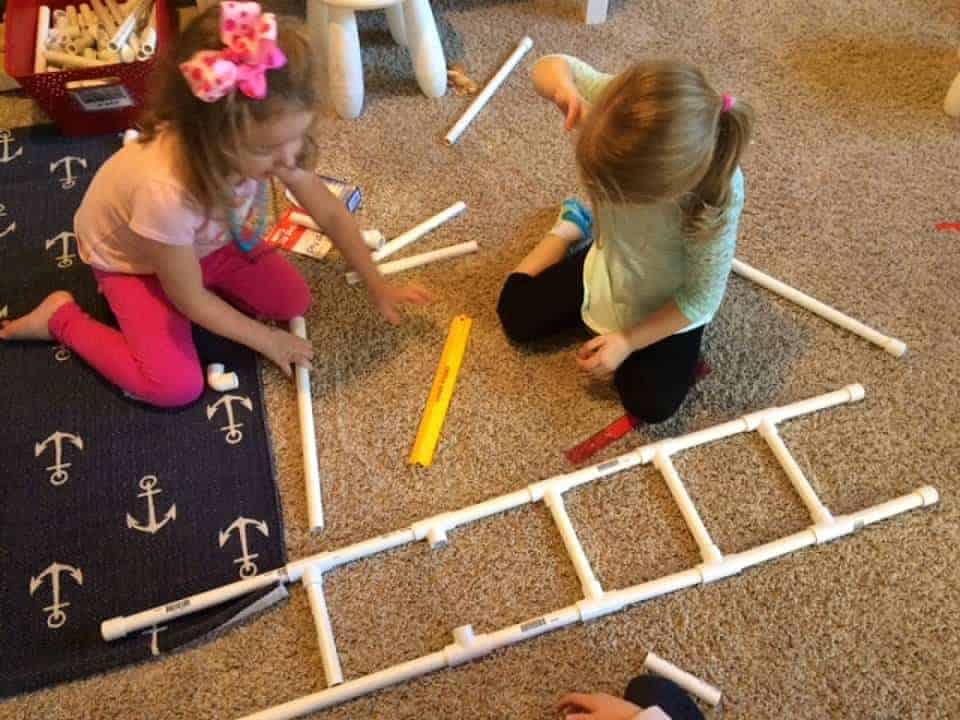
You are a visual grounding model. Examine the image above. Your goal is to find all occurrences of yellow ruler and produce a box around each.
[409,315,473,467]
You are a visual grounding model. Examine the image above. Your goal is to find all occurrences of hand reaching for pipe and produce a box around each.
[559,692,642,720]
[552,83,592,131]
[259,326,314,377]
[372,282,434,325]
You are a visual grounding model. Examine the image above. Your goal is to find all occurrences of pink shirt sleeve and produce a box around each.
[128,180,205,246]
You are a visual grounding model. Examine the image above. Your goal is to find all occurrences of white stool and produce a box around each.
[308,0,447,119]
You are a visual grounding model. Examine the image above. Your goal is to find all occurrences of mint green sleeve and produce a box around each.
[674,169,746,324]
[540,54,614,104]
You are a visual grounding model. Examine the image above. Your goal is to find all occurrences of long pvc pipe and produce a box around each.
[653,451,722,564]
[731,258,907,357]
[444,36,534,144]
[101,385,867,640]
[290,317,323,531]
[240,486,936,720]
[757,419,832,525]
[348,241,478,285]
[643,652,722,706]
[302,568,344,687]
[371,201,466,262]
[543,489,603,600]
[34,6,51,73]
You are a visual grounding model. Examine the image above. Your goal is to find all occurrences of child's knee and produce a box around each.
[142,369,205,408]
[619,383,688,424]
[276,278,311,321]
[497,274,538,342]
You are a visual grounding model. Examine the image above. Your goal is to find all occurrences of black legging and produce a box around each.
[497,249,703,424]
[625,675,705,720]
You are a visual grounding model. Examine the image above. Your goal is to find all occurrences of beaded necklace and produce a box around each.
[229,179,269,253]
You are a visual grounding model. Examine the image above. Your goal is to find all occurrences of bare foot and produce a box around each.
[0,291,75,341]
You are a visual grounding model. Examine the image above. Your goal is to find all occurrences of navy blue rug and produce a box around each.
[0,126,287,697]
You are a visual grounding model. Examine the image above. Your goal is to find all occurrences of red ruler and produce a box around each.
[564,359,713,466]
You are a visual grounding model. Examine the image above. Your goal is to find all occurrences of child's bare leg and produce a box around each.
[0,291,75,341]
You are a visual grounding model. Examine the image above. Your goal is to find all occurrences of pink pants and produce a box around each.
[49,243,310,408]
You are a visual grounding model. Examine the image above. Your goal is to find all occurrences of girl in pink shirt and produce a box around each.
[0,2,429,407]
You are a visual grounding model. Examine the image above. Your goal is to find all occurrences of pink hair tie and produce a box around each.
[179,1,287,102]
[721,93,736,113]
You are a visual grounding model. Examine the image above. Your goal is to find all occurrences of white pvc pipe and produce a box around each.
[240,651,450,720]
[206,363,239,392]
[101,384,872,641]
[348,240,478,285]
[302,568,344,687]
[665,383,864,456]
[290,317,323,531]
[444,36,533,145]
[732,258,907,357]
[643,652,722,706]
[101,566,290,641]
[757,419,832,525]
[34,6,51,73]
[543,489,603,600]
[652,451,722,565]
[108,0,149,52]
[371,201,467,262]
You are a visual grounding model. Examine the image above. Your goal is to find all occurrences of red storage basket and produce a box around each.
[4,0,175,136]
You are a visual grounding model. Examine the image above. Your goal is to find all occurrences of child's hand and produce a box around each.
[576,332,632,378]
[558,692,642,720]
[552,83,591,131]
[260,326,314,377]
[373,283,434,325]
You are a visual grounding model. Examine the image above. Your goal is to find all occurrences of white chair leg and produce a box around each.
[326,6,365,119]
[584,0,608,24]
[402,0,447,98]
[385,5,407,47]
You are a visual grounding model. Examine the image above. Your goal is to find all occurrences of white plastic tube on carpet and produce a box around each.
[543,489,603,600]
[101,384,870,641]
[302,568,343,687]
[34,6,51,73]
[653,451,722,565]
[99,385,939,720]
[235,482,935,720]
[444,36,533,144]
[757,419,832,525]
[371,201,467,262]
[290,317,323,531]
[643,652,722,706]
[731,258,906,357]
[347,241,478,285]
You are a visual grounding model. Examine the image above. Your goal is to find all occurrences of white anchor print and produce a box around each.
[126,475,177,534]
[206,393,253,445]
[219,516,269,578]
[29,562,83,628]
[49,156,87,189]
[35,430,84,485]
[45,231,78,269]
[0,129,23,164]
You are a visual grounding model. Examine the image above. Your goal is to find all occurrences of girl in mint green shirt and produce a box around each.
[497,55,753,423]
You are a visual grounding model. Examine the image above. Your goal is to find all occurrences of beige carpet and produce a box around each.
[3,0,960,717]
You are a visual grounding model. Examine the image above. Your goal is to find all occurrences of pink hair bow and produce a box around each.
[180,1,287,102]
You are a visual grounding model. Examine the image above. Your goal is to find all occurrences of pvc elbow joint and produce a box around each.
[206,363,239,392]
